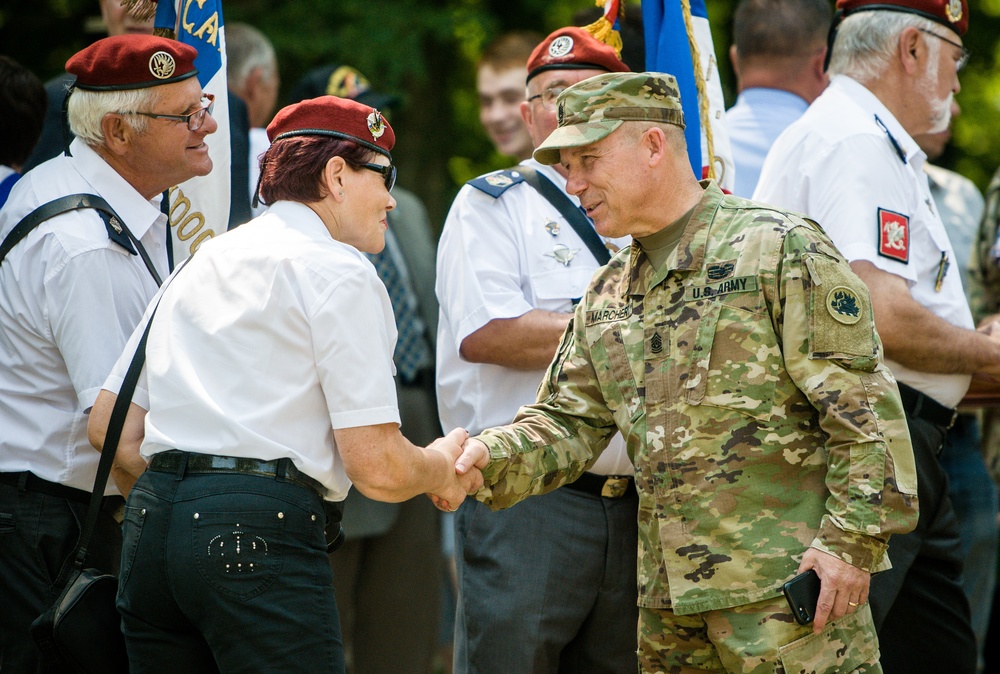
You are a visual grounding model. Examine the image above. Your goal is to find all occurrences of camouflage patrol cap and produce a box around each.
[533,72,685,165]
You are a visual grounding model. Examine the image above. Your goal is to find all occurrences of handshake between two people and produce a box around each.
[425,428,491,513]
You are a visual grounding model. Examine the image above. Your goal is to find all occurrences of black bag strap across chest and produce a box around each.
[0,193,162,285]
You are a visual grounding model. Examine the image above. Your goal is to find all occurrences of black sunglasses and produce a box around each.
[359,162,397,191]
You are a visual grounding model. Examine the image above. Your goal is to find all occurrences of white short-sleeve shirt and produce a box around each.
[754,75,973,407]
[435,160,633,475]
[104,201,399,501]
[0,139,168,492]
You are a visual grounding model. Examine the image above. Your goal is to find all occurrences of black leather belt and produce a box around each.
[148,450,326,497]
[897,383,958,430]
[0,471,92,504]
[564,472,635,499]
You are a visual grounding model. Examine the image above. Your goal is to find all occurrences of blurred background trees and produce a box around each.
[3,0,999,229]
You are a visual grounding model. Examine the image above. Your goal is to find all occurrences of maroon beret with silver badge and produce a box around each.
[266,95,395,159]
[836,0,968,36]
[526,26,630,83]
[66,35,199,91]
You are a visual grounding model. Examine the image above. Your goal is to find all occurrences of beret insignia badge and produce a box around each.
[548,36,574,58]
[149,51,176,79]
[946,0,962,23]
[367,109,386,140]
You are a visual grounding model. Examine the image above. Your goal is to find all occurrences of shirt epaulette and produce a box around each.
[466,169,526,198]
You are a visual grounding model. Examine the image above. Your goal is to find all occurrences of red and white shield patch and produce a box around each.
[878,208,909,263]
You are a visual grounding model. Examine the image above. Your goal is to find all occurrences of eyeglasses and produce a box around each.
[359,162,397,191]
[122,93,216,131]
[918,28,971,72]
[527,85,567,111]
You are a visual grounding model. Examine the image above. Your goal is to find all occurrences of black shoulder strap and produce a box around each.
[516,167,611,265]
[0,193,162,285]
[70,255,190,572]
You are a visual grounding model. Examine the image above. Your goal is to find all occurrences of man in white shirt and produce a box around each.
[0,34,215,671]
[914,102,997,672]
[754,1,996,671]
[726,0,831,198]
[436,27,638,673]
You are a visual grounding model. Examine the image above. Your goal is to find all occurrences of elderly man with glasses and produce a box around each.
[436,26,641,674]
[755,0,987,672]
[0,34,216,671]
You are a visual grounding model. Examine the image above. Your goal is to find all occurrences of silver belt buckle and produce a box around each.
[601,477,630,499]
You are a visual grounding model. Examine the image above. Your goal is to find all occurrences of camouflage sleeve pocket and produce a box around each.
[804,253,878,370]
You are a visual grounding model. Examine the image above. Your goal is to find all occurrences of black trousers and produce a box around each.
[869,413,977,673]
[0,480,122,673]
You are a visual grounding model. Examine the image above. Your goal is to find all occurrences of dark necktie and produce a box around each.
[368,235,432,383]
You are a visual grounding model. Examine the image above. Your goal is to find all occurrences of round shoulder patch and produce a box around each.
[549,36,574,58]
[827,286,863,325]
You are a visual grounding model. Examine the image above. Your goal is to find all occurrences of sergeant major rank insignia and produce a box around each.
[827,286,862,325]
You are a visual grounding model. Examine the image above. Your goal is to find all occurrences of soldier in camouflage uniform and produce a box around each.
[454,72,919,673]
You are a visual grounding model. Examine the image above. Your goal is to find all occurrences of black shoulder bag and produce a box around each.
[12,196,174,672]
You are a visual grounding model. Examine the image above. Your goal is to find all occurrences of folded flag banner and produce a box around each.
[643,0,735,191]
[146,0,231,263]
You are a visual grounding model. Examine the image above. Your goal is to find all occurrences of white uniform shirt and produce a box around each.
[0,139,168,492]
[104,201,399,501]
[436,159,633,475]
[754,75,973,407]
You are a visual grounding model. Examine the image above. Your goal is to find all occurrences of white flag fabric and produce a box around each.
[155,0,231,264]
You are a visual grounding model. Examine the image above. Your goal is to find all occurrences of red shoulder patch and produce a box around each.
[877,208,909,263]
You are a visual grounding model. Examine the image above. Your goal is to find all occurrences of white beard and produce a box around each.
[920,44,953,135]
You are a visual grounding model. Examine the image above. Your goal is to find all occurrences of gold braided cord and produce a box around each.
[679,0,715,180]
[119,0,159,23]
[583,0,625,58]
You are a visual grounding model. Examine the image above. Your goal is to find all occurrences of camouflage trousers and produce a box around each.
[637,595,881,673]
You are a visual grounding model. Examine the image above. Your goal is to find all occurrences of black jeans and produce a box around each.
[119,468,344,673]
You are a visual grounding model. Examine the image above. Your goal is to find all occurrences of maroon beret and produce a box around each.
[266,95,395,159]
[837,0,968,36]
[526,27,630,83]
[66,35,199,91]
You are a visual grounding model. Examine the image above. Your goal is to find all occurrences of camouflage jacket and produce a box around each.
[476,182,918,614]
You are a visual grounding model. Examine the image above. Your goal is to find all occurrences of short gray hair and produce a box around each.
[226,22,277,89]
[67,86,159,146]
[828,12,941,82]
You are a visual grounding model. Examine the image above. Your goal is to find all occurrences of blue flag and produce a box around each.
[643,0,734,190]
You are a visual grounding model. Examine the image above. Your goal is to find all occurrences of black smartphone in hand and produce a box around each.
[782,569,821,625]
